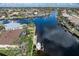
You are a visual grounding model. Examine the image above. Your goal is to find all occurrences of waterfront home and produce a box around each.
[0,29,23,49]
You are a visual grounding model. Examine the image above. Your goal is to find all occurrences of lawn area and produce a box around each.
[19,23,35,56]
[0,48,20,56]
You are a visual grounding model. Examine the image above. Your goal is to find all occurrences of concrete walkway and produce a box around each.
[0,45,19,48]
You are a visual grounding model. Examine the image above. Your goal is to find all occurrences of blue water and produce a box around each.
[16,18,31,24]
[3,20,10,24]
[0,11,58,28]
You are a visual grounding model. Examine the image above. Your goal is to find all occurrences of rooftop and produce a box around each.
[0,29,22,45]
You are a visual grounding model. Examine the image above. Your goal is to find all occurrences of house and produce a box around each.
[0,29,22,45]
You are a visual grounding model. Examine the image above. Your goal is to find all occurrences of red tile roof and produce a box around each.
[0,29,22,45]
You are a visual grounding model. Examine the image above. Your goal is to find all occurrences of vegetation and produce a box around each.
[26,23,35,56]
[0,25,5,31]
[0,23,35,56]
[19,23,35,56]
[0,8,52,19]
[0,48,20,56]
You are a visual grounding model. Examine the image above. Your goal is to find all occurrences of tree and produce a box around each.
[0,25,5,31]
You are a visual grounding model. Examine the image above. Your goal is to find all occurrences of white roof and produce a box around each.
[4,22,22,30]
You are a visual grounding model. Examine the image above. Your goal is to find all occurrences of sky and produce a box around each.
[0,3,79,8]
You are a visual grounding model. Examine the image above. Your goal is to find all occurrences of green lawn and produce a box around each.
[19,23,35,56]
[0,48,20,56]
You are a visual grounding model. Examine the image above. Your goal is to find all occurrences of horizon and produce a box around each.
[0,3,79,8]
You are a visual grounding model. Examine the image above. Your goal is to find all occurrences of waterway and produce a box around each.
[0,11,57,30]
[0,11,79,56]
